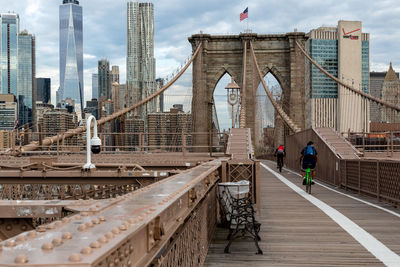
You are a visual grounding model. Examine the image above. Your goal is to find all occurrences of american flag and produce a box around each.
[240,7,248,21]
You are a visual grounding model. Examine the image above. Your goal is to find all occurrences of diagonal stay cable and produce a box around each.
[249,41,301,133]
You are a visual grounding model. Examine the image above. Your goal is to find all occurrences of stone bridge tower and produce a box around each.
[189,33,308,151]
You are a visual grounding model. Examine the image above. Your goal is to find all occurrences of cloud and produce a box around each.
[83,53,96,60]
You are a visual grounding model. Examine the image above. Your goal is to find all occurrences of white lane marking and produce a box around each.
[283,167,400,219]
[261,162,400,267]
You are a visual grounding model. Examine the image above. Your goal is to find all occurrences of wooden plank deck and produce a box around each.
[204,160,400,266]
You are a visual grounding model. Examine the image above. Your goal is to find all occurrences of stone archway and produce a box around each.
[188,33,307,151]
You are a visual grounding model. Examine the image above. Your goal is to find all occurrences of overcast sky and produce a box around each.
[2,0,400,130]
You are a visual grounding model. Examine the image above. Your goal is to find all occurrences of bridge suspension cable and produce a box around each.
[295,41,400,112]
[18,43,203,153]
[249,41,301,133]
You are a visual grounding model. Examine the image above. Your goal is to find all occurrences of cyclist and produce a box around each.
[299,141,317,185]
[274,144,286,169]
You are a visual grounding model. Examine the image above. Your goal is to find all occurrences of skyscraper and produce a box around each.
[127,2,156,118]
[98,59,111,101]
[59,0,83,112]
[92,73,98,99]
[111,65,119,84]
[381,63,400,123]
[36,78,51,104]
[307,20,370,133]
[0,13,19,96]
[18,30,36,127]
[370,70,399,122]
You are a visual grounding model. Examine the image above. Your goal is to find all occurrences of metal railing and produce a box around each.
[343,131,400,156]
[1,131,229,156]
[340,159,400,205]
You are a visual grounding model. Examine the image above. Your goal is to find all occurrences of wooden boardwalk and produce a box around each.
[204,160,400,266]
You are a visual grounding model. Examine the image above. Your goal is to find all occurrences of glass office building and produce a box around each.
[36,78,51,104]
[59,0,83,110]
[92,73,98,100]
[98,59,110,101]
[310,39,338,98]
[0,13,19,96]
[18,31,34,110]
[17,31,35,126]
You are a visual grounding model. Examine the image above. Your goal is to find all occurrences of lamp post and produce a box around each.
[225,77,240,128]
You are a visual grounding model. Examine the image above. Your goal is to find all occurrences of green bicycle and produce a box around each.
[304,166,312,194]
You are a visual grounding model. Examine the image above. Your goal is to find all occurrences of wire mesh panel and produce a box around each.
[379,161,400,203]
[345,160,359,189]
[360,161,378,195]
[153,185,217,267]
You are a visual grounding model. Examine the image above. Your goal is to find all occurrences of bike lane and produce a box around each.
[260,160,400,266]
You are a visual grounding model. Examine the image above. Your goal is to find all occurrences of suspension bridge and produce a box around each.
[0,32,399,266]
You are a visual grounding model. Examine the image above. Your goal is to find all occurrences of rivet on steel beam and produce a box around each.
[52,237,63,246]
[75,215,81,220]
[62,217,71,223]
[41,242,54,251]
[90,241,101,249]
[77,224,86,231]
[85,221,94,228]
[69,253,81,262]
[98,236,108,244]
[62,232,72,240]
[14,254,28,264]
[37,225,46,232]
[124,248,129,257]
[105,232,114,240]
[99,216,106,221]
[46,223,55,230]
[119,224,127,231]
[129,245,134,252]
[112,227,120,235]
[92,218,100,224]
[150,207,156,212]
[5,240,16,247]
[128,218,136,224]
[81,246,92,255]
[16,235,27,242]
[27,231,37,238]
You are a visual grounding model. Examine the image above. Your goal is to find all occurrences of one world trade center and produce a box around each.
[59,0,83,113]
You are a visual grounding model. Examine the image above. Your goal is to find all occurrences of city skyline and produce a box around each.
[1,0,400,129]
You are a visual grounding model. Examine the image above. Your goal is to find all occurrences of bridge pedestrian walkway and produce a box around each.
[204,160,400,266]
